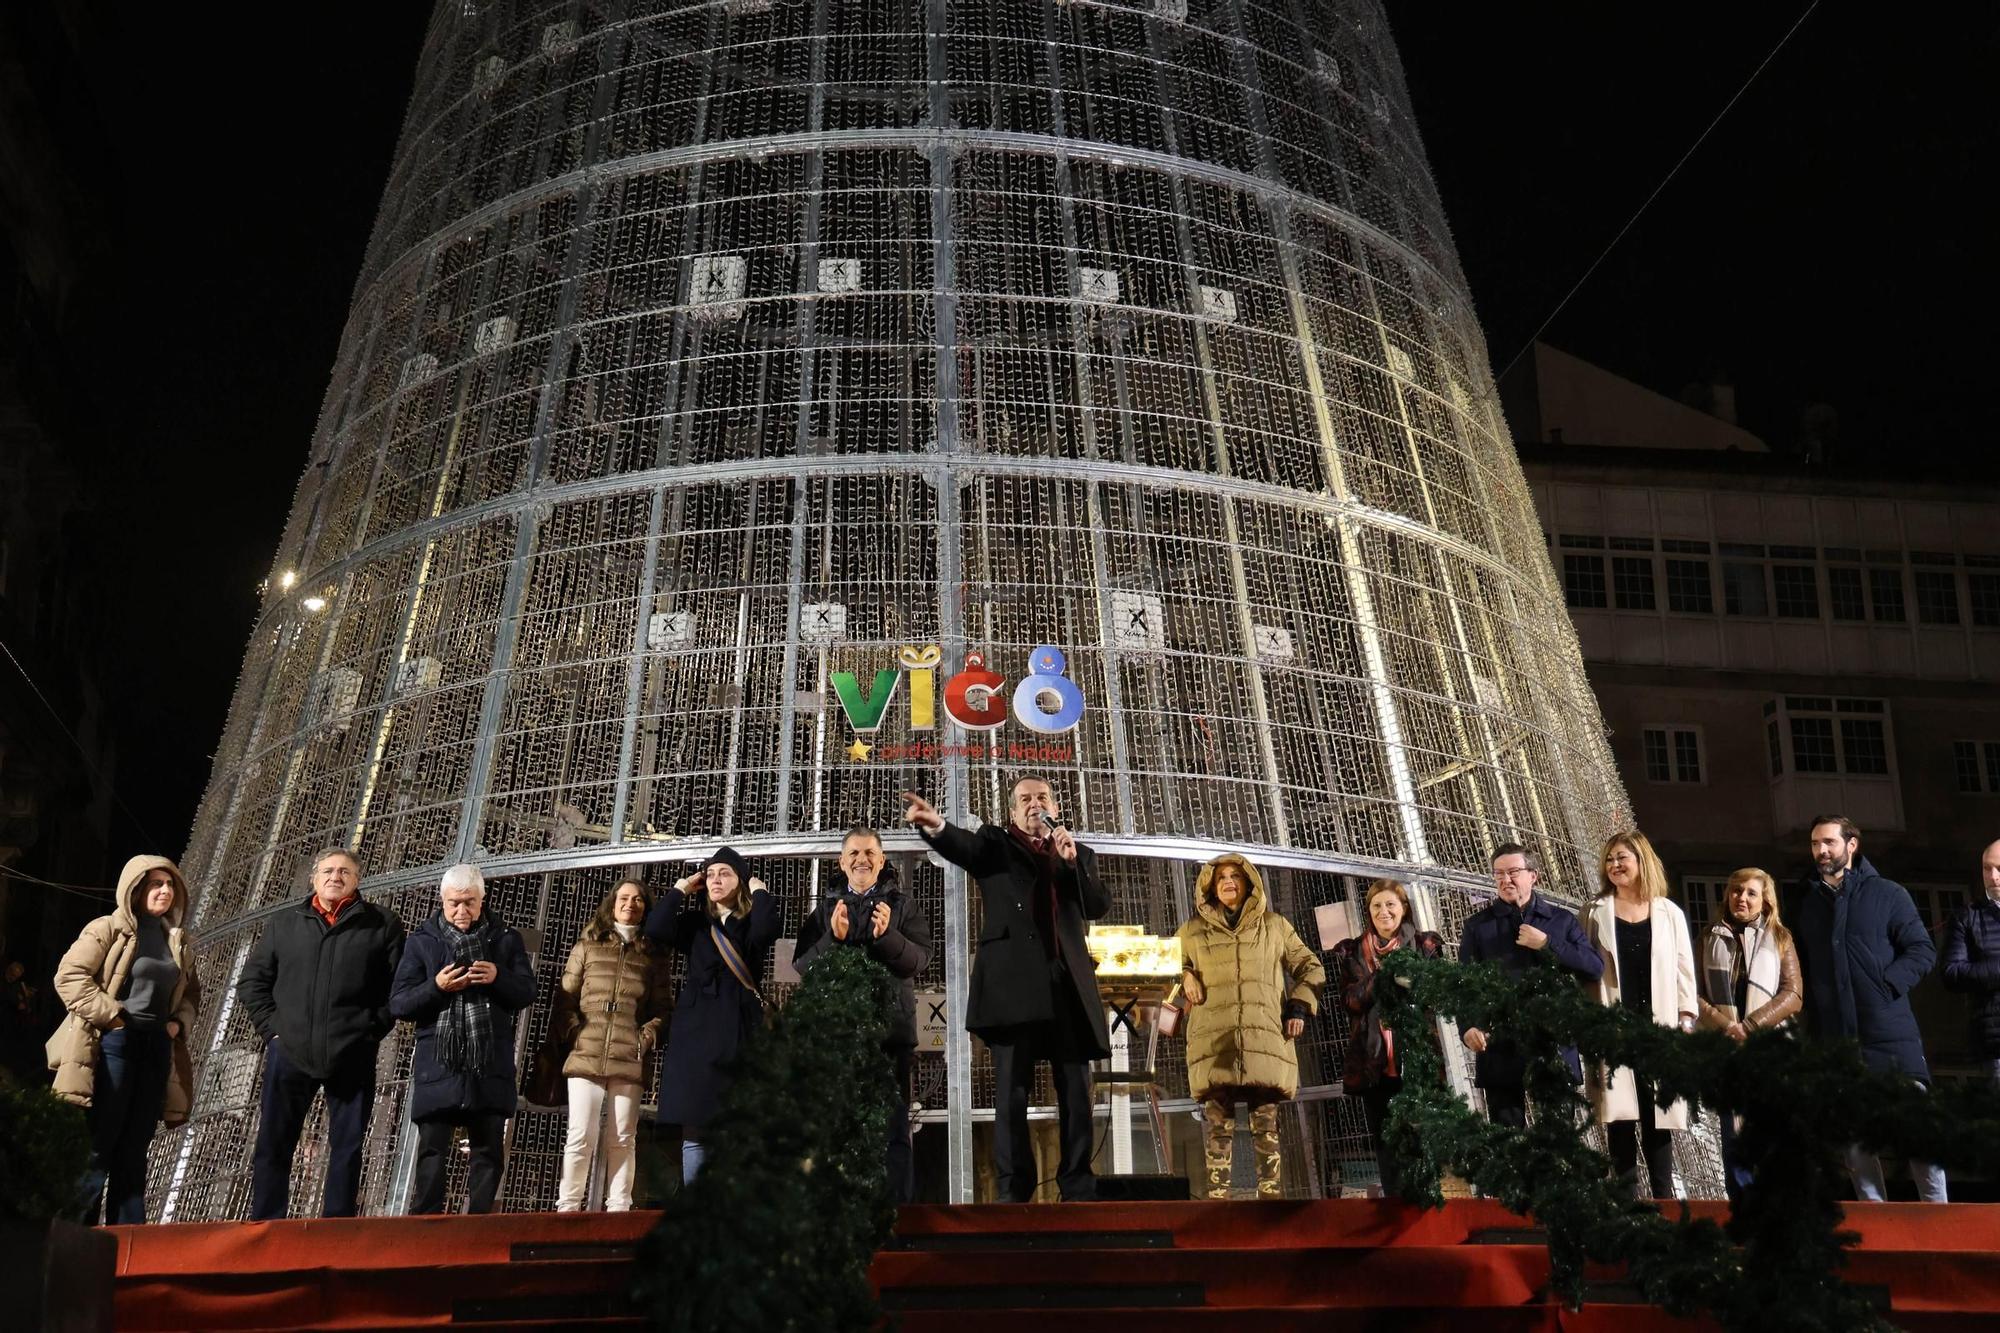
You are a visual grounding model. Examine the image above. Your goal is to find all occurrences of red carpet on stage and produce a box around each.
[107,1200,2000,1331]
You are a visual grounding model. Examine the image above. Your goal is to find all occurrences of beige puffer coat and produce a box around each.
[554,924,672,1084]
[1175,855,1325,1100]
[49,855,202,1123]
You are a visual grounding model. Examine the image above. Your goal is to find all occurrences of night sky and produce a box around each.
[60,4,1994,860]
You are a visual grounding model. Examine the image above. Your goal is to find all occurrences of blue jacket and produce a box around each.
[1941,896,2000,1059]
[1458,892,1604,1088]
[1785,858,1935,1080]
[390,911,536,1121]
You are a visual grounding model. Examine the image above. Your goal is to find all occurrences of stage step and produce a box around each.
[104,1200,2000,1331]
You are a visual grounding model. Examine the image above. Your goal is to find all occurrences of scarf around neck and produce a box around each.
[436,914,500,1077]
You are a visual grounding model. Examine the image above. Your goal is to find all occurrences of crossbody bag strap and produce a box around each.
[710,923,768,1009]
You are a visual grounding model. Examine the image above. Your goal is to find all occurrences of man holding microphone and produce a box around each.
[902,778,1110,1202]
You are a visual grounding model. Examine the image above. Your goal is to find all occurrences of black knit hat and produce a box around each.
[703,845,751,884]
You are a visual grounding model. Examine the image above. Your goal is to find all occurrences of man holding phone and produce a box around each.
[902,777,1110,1202]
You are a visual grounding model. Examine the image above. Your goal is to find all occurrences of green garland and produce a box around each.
[636,946,901,1333]
[1377,949,2000,1332]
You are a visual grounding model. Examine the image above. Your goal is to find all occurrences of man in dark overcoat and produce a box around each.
[389,863,535,1213]
[1457,843,1604,1128]
[1786,815,1945,1201]
[903,777,1109,1201]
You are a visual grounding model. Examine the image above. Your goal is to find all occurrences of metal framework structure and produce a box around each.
[148,0,1684,1218]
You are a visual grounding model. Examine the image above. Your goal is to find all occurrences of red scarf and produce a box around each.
[1006,826,1061,959]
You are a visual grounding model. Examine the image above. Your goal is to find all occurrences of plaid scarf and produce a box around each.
[1359,923,1415,1078]
[435,914,500,1077]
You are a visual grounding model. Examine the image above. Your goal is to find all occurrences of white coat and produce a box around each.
[1582,896,1698,1130]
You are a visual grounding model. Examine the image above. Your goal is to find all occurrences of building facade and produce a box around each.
[150,0,1631,1216]
[1517,347,2000,1077]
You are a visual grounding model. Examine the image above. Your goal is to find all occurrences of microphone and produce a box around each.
[1040,812,1066,834]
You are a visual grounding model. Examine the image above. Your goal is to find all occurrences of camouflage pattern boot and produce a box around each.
[1202,1099,1234,1199]
[1251,1102,1282,1198]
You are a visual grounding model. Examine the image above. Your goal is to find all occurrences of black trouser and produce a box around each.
[79,1026,172,1225]
[988,1020,1095,1202]
[250,1038,375,1220]
[1358,1078,1403,1197]
[887,1046,915,1204]
[1607,1087,1675,1199]
[412,1113,507,1214]
[1483,1083,1527,1129]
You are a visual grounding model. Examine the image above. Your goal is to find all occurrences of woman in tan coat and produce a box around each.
[1696,866,1801,1202]
[1176,853,1325,1198]
[51,854,201,1224]
[1582,830,1698,1199]
[551,879,672,1211]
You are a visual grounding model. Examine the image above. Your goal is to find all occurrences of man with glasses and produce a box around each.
[1458,843,1604,1127]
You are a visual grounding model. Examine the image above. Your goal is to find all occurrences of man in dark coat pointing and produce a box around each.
[903,777,1110,1201]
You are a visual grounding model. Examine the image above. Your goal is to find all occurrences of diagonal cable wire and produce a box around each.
[1494,1,1820,383]
[0,632,163,848]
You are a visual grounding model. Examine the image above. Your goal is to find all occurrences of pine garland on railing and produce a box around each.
[636,946,901,1333]
[1377,949,2000,1332]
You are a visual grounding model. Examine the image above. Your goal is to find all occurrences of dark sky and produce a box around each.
[63,3,1995,857]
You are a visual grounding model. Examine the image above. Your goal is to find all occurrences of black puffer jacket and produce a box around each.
[795,864,933,1047]
[237,895,405,1081]
[1942,897,2000,1058]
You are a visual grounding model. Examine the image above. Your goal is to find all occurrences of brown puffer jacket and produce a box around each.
[1175,855,1325,1100]
[554,924,672,1084]
[49,854,202,1123]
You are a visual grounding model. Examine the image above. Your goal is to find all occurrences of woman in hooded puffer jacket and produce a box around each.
[551,878,673,1211]
[1175,853,1325,1198]
[51,854,202,1224]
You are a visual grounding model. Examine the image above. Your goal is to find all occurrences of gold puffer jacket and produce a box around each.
[1175,855,1324,1100]
[554,924,672,1085]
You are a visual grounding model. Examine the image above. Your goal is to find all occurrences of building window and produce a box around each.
[1914,570,1961,625]
[1827,567,1866,621]
[1642,725,1704,784]
[1562,553,1606,609]
[1955,740,2000,793]
[1868,568,1906,622]
[1612,557,1657,610]
[1790,717,1837,772]
[1840,719,1889,775]
[1681,876,1729,935]
[1771,564,1819,618]
[1722,562,1768,616]
[1775,696,1895,778]
[1968,573,2000,628]
[1665,559,1713,613]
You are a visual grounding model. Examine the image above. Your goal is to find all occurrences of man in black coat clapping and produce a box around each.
[903,778,1110,1202]
[795,827,933,1201]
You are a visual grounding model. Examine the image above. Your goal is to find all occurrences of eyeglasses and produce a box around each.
[1493,868,1536,881]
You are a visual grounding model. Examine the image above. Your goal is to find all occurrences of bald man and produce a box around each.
[1941,839,2000,1088]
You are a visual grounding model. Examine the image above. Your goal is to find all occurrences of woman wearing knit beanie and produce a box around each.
[644,847,774,1182]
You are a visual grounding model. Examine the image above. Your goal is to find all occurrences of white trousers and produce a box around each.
[558,1076,642,1211]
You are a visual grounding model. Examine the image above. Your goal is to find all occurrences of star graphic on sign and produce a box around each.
[846,737,873,762]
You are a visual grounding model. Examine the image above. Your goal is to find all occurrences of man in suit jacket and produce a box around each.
[903,778,1110,1201]
[795,827,934,1201]
[1458,843,1604,1128]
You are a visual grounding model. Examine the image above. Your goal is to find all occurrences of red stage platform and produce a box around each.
[107,1200,2000,1331]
